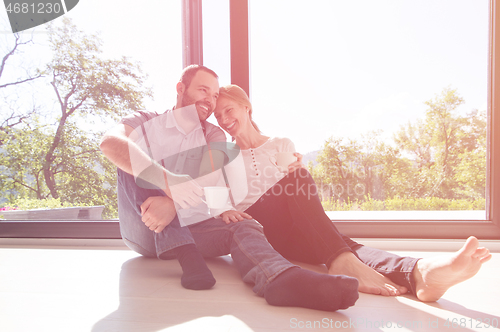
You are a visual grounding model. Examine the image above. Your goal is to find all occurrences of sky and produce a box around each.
[245,0,489,152]
[0,0,490,153]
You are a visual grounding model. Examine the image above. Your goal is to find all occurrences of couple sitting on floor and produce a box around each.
[100,64,491,312]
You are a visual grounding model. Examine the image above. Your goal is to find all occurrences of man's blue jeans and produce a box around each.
[117,169,295,295]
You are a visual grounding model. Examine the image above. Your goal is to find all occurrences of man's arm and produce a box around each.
[100,123,203,208]
[100,123,153,178]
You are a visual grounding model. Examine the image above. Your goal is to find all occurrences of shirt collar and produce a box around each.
[165,108,177,129]
[165,107,206,136]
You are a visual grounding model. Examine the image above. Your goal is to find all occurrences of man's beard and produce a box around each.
[180,90,196,108]
[180,91,212,121]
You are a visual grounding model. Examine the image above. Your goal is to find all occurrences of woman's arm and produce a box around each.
[220,210,253,224]
[287,152,306,173]
[280,138,306,174]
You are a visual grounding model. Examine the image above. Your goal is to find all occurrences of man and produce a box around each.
[100,65,359,311]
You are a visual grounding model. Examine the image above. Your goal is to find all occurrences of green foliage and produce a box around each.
[5,197,79,210]
[312,87,486,206]
[0,197,118,220]
[45,17,152,122]
[0,119,118,219]
[40,17,152,200]
[322,197,486,211]
[393,87,483,199]
[0,197,77,219]
[453,110,487,199]
[0,117,52,200]
[0,17,150,219]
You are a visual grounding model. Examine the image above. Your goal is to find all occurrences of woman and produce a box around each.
[212,84,492,301]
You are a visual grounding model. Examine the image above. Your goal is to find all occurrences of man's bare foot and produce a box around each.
[413,236,492,302]
[329,252,408,296]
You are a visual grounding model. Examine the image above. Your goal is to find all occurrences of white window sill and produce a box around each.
[1,237,499,253]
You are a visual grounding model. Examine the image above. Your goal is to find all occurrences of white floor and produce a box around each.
[0,239,499,332]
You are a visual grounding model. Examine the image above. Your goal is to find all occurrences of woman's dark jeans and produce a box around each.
[246,168,419,294]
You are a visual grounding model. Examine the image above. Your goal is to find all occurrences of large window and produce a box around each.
[1,0,499,240]
[250,0,489,223]
[211,0,500,239]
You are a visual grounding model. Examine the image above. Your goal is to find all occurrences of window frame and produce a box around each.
[1,0,499,240]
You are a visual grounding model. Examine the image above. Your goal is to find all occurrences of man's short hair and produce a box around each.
[179,65,218,89]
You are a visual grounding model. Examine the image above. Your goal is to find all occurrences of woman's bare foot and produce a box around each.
[329,252,408,296]
[413,236,492,302]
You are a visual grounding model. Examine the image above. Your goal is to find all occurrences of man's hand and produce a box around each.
[220,210,252,224]
[165,173,204,209]
[140,196,177,233]
[287,152,306,174]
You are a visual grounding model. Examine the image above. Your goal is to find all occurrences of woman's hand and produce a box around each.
[221,210,252,224]
[287,152,306,174]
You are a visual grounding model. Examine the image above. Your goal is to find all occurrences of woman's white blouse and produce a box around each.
[212,137,296,216]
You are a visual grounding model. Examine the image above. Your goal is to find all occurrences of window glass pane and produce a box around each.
[0,0,182,221]
[249,0,489,220]
[202,0,231,128]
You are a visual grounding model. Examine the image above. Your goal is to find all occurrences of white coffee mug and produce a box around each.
[204,186,230,209]
[270,152,297,172]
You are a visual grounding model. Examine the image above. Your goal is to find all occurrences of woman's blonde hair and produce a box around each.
[219,84,261,133]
